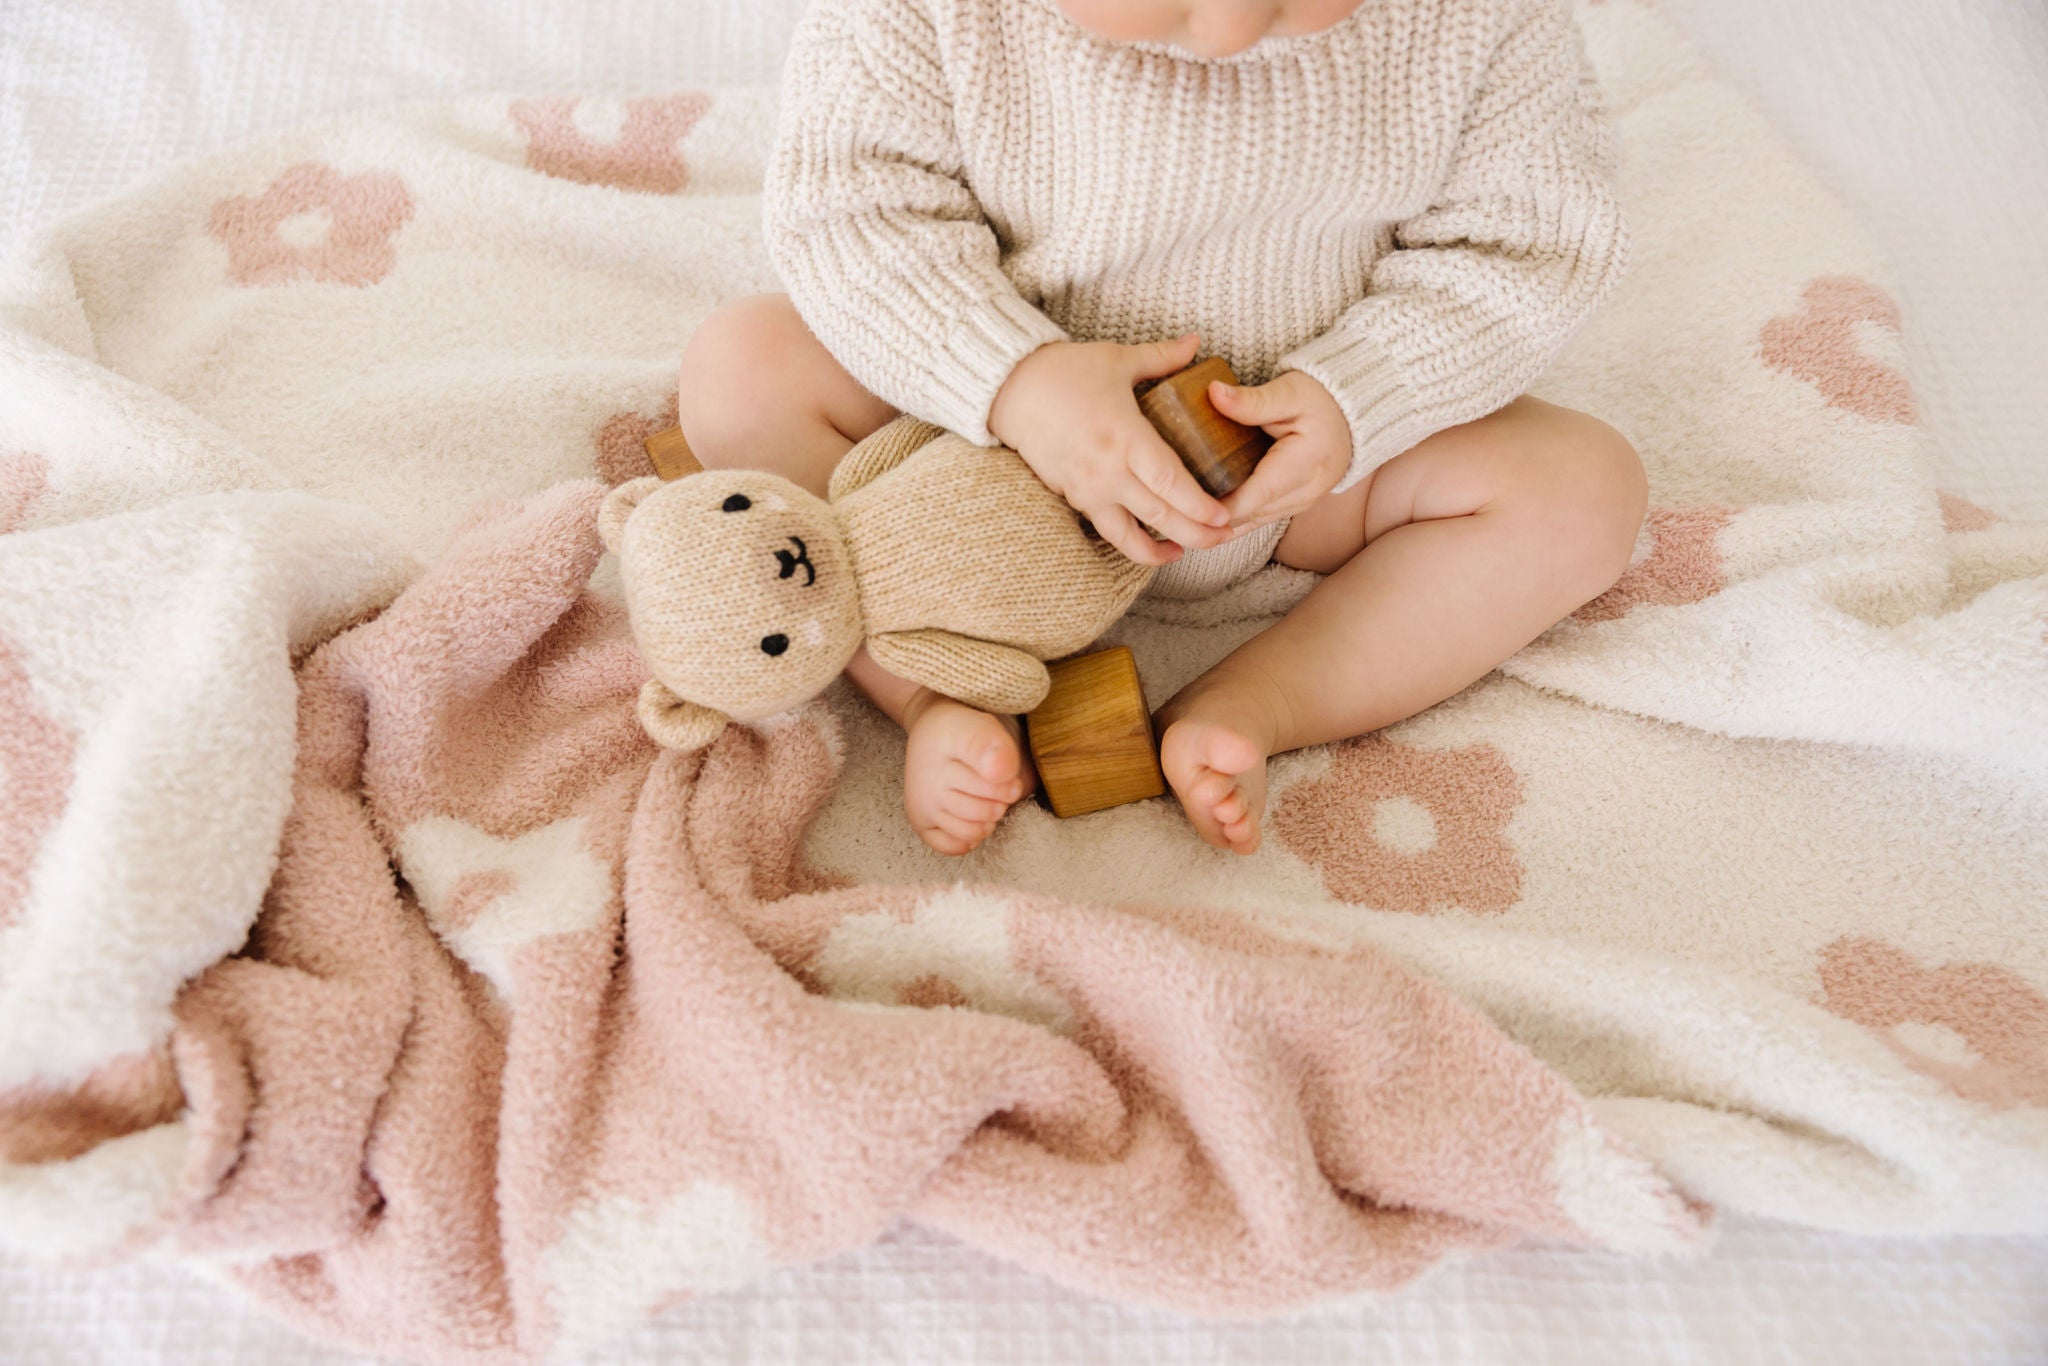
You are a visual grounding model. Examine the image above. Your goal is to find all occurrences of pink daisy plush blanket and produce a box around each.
[1,4,2044,1361]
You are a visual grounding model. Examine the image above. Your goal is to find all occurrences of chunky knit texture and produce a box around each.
[765,0,1631,505]
[832,420,1155,669]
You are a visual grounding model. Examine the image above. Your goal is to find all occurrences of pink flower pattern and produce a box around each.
[510,96,712,194]
[594,396,681,485]
[1273,736,1525,914]
[208,163,414,288]
[1936,490,2004,533]
[1759,276,1918,425]
[1816,937,2048,1110]
[1574,505,1737,623]
[0,632,76,934]
[1,451,51,535]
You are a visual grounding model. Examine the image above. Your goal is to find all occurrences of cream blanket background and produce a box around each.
[1,0,2046,1361]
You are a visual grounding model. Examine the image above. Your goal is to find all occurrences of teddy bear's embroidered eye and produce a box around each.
[760,633,790,656]
[722,493,751,512]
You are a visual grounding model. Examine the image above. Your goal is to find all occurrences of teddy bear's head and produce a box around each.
[600,471,864,751]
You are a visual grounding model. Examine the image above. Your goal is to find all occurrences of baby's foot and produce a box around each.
[1157,682,1279,856]
[901,692,1034,856]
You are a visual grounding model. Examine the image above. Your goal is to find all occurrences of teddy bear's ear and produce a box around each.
[636,679,730,752]
[599,476,666,553]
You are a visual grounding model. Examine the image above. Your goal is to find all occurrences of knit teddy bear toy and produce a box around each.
[599,415,1157,752]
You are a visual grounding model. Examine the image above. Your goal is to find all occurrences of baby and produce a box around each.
[676,0,1646,856]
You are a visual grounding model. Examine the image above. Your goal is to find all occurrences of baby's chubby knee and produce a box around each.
[1519,410,1649,598]
[675,295,812,444]
[673,294,895,483]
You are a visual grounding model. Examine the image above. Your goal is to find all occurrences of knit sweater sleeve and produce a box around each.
[763,0,1068,445]
[1279,0,1630,492]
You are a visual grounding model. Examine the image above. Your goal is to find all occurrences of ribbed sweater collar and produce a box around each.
[1009,0,1374,67]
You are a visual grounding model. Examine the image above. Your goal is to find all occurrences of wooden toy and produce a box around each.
[633,356,1264,818]
[1135,355,1272,497]
[643,424,702,480]
[1022,645,1164,817]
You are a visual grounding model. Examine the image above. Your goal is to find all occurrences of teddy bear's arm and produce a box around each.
[827,416,949,502]
[865,630,1052,717]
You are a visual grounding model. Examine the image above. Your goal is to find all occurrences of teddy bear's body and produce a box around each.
[602,415,1155,751]
[833,418,1155,701]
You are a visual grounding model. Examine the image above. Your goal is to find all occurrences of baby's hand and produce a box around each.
[988,333,1235,567]
[1209,372,1353,528]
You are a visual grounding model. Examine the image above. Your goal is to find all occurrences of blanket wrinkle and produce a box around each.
[0,5,2044,1360]
[59,487,1698,1359]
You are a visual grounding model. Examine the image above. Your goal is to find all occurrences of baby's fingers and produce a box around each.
[1222,461,1311,528]
[1121,483,1236,553]
[1090,504,1183,568]
[1208,377,1290,430]
[1127,331,1203,383]
[1128,434,1231,533]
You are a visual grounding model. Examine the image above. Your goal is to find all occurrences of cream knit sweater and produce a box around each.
[765,0,1627,500]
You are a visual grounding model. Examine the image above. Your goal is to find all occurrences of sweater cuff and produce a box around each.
[919,292,1070,446]
[1279,323,1436,494]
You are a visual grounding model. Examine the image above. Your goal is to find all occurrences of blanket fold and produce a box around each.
[1,4,2044,1362]
[54,483,1697,1360]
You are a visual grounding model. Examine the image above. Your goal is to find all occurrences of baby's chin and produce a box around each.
[1049,0,1365,58]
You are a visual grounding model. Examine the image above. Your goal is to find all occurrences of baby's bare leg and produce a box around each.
[677,292,898,495]
[1155,397,1648,854]
[676,294,1030,854]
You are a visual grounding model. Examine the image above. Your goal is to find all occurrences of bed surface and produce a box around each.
[4,1219,2046,1364]
[1,1,2043,1361]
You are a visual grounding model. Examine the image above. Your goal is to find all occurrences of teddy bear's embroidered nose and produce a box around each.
[774,536,816,586]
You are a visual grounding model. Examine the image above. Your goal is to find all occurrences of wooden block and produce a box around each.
[644,426,703,481]
[1024,646,1165,819]
[1136,356,1272,498]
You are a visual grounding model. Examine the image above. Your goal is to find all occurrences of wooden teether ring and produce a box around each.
[1024,646,1165,819]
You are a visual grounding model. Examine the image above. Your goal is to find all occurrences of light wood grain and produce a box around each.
[644,426,703,481]
[1136,356,1271,498]
[1025,646,1165,819]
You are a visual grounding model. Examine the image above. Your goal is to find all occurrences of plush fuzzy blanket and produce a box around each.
[1,2,2044,1361]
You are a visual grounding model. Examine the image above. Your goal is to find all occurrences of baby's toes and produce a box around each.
[903,698,1033,856]
[933,807,996,851]
[958,757,1024,810]
[953,757,1013,804]
[1172,771,1231,848]
[1159,712,1270,855]
[969,732,1028,794]
[1219,810,1260,854]
[919,822,975,857]
[1189,771,1235,811]
[941,783,1012,826]
[1223,778,1267,854]
[1208,797,1259,853]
